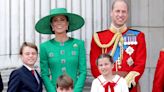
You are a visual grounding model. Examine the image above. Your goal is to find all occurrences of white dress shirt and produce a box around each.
[23,64,40,84]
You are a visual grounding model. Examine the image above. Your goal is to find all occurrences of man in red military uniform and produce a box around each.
[90,0,147,92]
[152,48,164,92]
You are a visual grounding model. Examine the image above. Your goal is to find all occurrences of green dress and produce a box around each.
[40,38,87,92]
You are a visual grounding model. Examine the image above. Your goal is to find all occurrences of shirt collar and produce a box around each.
[23,64,34,71]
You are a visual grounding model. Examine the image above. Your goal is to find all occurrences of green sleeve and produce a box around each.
[73,41,87,92]
[40,44,56,92]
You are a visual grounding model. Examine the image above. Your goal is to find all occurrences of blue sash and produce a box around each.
[110,29,140,62]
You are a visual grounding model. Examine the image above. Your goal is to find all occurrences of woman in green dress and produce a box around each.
[35,8,87,92]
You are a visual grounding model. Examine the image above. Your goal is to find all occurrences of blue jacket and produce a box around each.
[7,66,43,92]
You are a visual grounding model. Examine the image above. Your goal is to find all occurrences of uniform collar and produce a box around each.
[110,23,127,33]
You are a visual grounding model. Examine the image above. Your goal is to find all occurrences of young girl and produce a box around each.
[91,54,129,92]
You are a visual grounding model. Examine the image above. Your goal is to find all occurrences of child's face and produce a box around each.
[57,87,73,92]
[21,46,38,68]
[97,57,113,76]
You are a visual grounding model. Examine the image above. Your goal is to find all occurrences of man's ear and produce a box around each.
[161,48,164,51]
[112,63,114,69]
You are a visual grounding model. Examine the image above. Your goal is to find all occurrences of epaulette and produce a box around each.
[96,29,109,33]
[128,28,140,32]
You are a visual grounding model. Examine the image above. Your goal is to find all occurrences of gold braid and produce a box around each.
[119,36,124,61]
[93,32,123,56]
[93,24,127,72]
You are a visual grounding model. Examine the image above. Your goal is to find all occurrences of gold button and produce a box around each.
[118,65,122,69]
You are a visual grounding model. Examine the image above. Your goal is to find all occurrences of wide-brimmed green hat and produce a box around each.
[35,8,85,34]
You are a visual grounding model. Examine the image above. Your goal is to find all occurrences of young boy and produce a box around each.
[7,42,43,92]
[56,74,73,92]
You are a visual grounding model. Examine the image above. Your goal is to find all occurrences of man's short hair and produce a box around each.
[112,0,129,11]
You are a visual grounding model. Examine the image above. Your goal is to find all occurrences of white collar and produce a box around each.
[98,74,120,84]
[23,64,34,71]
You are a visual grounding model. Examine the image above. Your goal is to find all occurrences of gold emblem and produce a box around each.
[118,65,122,69]
[73,43,78,48]
[125,46,134,55]
[127,57,134,66]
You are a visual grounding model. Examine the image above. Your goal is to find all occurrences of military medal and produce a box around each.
[124,36,128,45]
[131,35,137,45]
[131,35,135,45]
[129,34,134,45]
[124,34,138,45]
[127,57,134,66]
[127,35,131,45]
[133,36,138,45]
[124,35,131,45]
[125,46,134,55]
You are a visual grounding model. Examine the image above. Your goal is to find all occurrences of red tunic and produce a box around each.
[90,29,147,92]
[152,50,164,92]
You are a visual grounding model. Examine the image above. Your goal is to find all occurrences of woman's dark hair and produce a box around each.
[50,15,69,23]
[96,54,114,66]
[56,74,73,89]
[19,42,38,55]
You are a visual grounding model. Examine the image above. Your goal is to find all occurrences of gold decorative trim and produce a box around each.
[93,24,127,71]
[93,32,123,56]
[125,71,140,88]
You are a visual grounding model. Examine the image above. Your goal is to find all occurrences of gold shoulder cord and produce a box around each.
[125,71,140,88]
[93,32,123,56]
[93,25,125,71]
